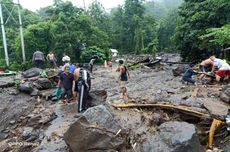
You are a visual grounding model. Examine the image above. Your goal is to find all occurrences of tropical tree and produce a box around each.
[174,0,230,61]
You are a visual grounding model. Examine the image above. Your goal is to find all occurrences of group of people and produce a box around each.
[33,50,131,112]
[33,50,57,69]
[182,55,230,85]
[58,63,91,112]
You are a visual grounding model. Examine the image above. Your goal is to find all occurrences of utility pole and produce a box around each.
[83,0,86,11]
[17,0,25,63]
[0,0,9,66]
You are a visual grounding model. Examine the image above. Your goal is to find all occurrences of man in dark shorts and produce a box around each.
[58,66,75,103]
[117,60,130,100]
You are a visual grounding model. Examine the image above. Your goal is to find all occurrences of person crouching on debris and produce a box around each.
[211,56,230,82]
[58,66,75,103]
[199,56,214,79]
[117,60,130,100]
[77,68,91,113]
[182,64,203,85]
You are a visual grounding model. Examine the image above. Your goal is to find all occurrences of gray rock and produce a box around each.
[220,85,230,103]
[64,105,126,152]
[9,120,16,125]
[30,88,39,96]
[142,121,203,152]
[34,78,52,90]
[22,68,42,78]
[22,127,33,139]
[172,65,187,77]
[18,82,33,94]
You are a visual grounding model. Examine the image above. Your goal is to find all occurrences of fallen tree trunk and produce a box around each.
[144,59,161,67]
[128,57,150,67]
[112,103,212,119]
[161,61,188,64]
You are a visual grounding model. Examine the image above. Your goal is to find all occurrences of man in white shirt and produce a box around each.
[211,56,230,81]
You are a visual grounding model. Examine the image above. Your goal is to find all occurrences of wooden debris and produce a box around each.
[161,61,188,64]
[144,59,161,67]
[207,119,225,149]
[112,103,212,119]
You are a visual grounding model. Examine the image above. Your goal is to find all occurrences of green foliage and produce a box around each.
[200,24,230,47]
[40,71,48,78]
[144,0,182,21]
[200,24,230,59]
[158,9,179,52]
[174,0,230,61]
[80,46,106,63]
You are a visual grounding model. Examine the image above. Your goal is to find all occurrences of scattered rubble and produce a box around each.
[0,54,230,152]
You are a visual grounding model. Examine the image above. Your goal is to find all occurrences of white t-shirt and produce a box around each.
[214,59,230,70]
[62,55,70,62]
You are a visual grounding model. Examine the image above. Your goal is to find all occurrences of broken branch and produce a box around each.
[112,103,212,119]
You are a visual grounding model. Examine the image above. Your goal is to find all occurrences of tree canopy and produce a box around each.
[0,0,229,69]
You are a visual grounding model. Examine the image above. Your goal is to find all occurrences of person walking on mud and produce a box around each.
[58,66,75,103]
[117,60,130,100]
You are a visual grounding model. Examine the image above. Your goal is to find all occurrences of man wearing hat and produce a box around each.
[58,66,75,103]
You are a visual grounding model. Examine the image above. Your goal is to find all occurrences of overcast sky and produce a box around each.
[14,0,125,12]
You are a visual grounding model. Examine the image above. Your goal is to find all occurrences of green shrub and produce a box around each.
[80,46,107,63]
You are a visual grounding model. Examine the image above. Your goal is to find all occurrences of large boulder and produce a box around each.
[142,121,203,152]
[34,78,52,90]
[172,65,187,76]
[220,85,230,103]
[64,105,126,152]
[18,82,33,94]
[22,68,42,78]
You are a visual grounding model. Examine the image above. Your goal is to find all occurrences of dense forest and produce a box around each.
[0,0,229,69]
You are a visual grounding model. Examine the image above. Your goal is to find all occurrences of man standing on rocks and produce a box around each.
[33,50,45,69]
[58,66,75,103]
[46,51,57,68]
[117,60,130,100]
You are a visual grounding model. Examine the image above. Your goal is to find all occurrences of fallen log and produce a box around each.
[144,59,161,67]
[128,57,150,67]
[112,103,212,119]
[161,61,188,64]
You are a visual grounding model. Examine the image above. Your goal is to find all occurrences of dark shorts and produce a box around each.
[49,60,56,66]
[182,76,195,84]
[62,88,72,99]
[74,80,79,92]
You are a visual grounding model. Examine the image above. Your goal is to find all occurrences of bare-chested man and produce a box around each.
[47,51,57,68]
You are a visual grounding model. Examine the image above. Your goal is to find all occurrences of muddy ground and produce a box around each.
[0,54,230,152]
